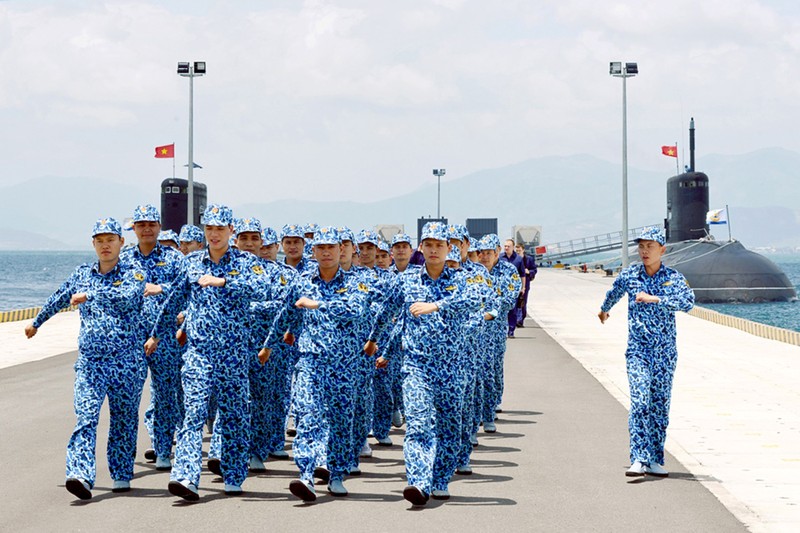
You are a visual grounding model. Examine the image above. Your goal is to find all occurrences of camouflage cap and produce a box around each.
[179,224,204,243]
[132,204,160,223]
[92,217,122,237]
[420,221,448,242]
[476,234,498,251]
[635,226,666,246]
[235,217,262,236]
[280,224,305,240]
[391,233,412,247]
[261,227,278,246]
[203,204,233,227]
[337,226,355,243]
[312,226,340,246]
[447,224,466,242]
[377,241,390,253]
[304,222,320,235]
[355,229,380,246]
[157,229,179,243]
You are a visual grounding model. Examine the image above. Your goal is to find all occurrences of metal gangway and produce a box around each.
[538,224,663,263]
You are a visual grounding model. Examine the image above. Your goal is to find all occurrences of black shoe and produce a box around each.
[286,428,297,437]
[144,448,156,462]
[289,479,317,502]
[207,458,222,476]
[65,478,92,500]
[313,466,330,483]
[168,480,199,502]
[403,485,429,506]
[517,323,525,328]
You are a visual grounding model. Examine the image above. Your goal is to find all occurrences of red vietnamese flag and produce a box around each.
[661,145,678,158]
[155,143,175,158]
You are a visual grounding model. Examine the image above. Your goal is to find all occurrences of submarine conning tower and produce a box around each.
[665,171,709,243]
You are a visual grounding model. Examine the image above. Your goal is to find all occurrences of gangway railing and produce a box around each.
[538,224,663,263]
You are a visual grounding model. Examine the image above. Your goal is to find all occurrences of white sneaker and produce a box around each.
[375,436,392,447]
[224,484,243,494]
[359,441,373,458]
[249,456,267,472]
[626,460,647,477]
[470,433,478,446]
[455,465,473,475]
[111,480,130,493]
[431,489,450,500]
[391,410,404,428]
[645,462,669,477]
[349,466,361,476]
[483,421,496,433]
[269,450,289,459]
[328,479,348,496]
[155,456,172,471]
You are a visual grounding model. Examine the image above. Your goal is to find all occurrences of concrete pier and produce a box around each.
[2,268,797,531]
[530,268,800,533]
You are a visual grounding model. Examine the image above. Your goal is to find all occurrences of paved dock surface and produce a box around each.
[531,268,800,533]
[1,295,748,533]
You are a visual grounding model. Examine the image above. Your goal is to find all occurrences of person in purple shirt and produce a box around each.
[499,239,525,338]
[514,243,537,327]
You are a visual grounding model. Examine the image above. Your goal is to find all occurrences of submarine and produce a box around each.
[661,118,796,303]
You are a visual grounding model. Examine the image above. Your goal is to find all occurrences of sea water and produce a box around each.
[1,250,798,332]
[702,254,800,333]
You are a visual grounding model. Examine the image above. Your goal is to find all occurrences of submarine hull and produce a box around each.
[663,240,797,303]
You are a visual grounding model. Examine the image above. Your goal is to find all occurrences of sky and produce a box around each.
[1,0,799,206]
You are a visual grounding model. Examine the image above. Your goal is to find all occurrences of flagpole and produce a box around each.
[726,204,732,242]
[172,142,176,179]
[675,141,679,175]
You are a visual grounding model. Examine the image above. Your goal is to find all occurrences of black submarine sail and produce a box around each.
[662,118,796,303]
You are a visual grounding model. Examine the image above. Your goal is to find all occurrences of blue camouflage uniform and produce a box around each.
[351,229,392,467]
[121,204,185,465]
[371,222,479,498]
[600,227,694,466]
[264,226,370,487]
[152,205,272,492]
[447,226,495,470]
[221,217,294,467]
[384,233,421,420]
[32,218,147,490]
[477,234,522,423]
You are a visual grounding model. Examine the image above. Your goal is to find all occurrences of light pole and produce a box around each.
[177,61,206,226]
[432,168,446,219]
[609,61,637,268]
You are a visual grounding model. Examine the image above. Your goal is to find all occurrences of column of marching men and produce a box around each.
[26,203,523,506]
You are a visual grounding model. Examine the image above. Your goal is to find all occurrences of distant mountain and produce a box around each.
[2,150,798,250]
[238,154,668,245]
[0,227,74,250]
[0,176,155,250]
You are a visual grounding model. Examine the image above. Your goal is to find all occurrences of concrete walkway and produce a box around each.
[530,268,800,533]
[0,295,749,532]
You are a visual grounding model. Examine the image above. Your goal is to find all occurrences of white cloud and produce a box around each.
[0,0,798,206]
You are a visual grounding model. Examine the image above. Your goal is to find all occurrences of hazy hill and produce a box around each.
[1,149,798,250]
[0,176,155,250]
